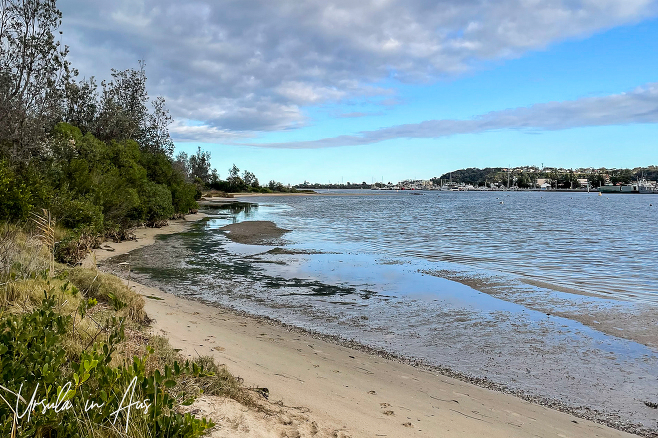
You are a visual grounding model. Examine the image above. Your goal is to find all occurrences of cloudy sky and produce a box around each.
[60,0,658,184]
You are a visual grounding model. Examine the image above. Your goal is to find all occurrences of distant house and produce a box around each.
[540,182,551,190]
[577,178,589,187]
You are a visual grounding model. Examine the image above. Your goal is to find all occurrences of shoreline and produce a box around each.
[86,218,650,437]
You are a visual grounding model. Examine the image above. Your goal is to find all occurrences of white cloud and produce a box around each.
[233,83,658,148]
[59,0,658,135]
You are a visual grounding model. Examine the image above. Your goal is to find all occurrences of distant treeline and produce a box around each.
[432,166,658,188]
[295,181,373,189]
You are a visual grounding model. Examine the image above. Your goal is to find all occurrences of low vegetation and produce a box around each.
[0,225,255,437]
[0,1,261,436]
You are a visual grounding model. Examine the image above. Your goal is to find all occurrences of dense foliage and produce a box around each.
[0,0,200,263]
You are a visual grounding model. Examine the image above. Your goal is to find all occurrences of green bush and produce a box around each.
[2,123,199,240]
[140,181,174,224]
[0,293,215,437]
[0,160,33,221]
[51,192,104,232]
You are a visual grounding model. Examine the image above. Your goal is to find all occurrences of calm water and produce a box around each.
[229,190,658,302]
[114,190,658,429]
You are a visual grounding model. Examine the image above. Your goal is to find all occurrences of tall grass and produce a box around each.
[0,225,254,437]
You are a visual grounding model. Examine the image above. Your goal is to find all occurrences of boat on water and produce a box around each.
[598,184,637,193]
[598,180,658,194]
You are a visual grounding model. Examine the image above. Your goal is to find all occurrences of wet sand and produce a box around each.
[137,280,638,438]
[220,221,290,245]
[422,268,658,349]
[85,218,648,437]
[82,213,207,267]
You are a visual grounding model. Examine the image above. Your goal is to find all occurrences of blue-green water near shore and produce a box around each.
[110,191,658,431]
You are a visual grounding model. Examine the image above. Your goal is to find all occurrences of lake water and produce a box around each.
[111,190,658,431]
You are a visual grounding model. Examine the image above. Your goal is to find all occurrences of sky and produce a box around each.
[59,0,658,184]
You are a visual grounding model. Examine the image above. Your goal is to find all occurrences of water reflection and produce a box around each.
[204,201,258,223]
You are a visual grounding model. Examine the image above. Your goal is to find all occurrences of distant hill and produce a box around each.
[431,166,658,188]
[431,167,506,186]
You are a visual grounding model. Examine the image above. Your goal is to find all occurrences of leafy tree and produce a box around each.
[94,64,148,143]
[610,169,633,185]
[141,95,174,156]
[516,172,533,189]
[229,163,240,179]
[0,0,72,162]
[242,170,256,187]
[62,77,98,134]
[189,146,212,184]
[173,151,190,179]
[588,173,606,188]
[227,163,245,191]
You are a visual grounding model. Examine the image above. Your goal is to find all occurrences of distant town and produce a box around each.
[294,165,658,192]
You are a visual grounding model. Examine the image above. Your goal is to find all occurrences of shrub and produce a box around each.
[140,181,174,225]
[0,160,33,221]
[51,193,104,232]
[54,228,104,265]
[0,293,215,437]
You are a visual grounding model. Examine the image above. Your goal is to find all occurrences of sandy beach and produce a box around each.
[85,216,647,438]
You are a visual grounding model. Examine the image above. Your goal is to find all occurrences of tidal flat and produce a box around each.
[102,193,658,435]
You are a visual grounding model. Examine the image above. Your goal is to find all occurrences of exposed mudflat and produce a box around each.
[421,268,658,349]
[220,221,290,244]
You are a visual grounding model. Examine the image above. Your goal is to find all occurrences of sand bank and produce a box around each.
[85,219,643,438]
[220,221,290,245]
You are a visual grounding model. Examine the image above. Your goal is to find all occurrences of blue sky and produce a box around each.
[61,0,658,184]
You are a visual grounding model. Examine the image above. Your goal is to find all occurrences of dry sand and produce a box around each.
[87,219,640,438]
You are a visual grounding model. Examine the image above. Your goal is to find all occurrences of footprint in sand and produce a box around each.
[402,422,412,428]
[367,390,377,395]
[383,411,395,416]
[380,403,391,408]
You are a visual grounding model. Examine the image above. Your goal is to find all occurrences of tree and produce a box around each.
[94,63,148,143]
[229,164,239,180]
[242,170,256,187]
[173,151,190,180]
[62,77,98,134]
[516,172,533,189]
[226,164,245,192]
[0,0,72,161]
[189,147,212,184]
[141,95,174,156]
[610,169,632,185]
[588,173,606,188]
